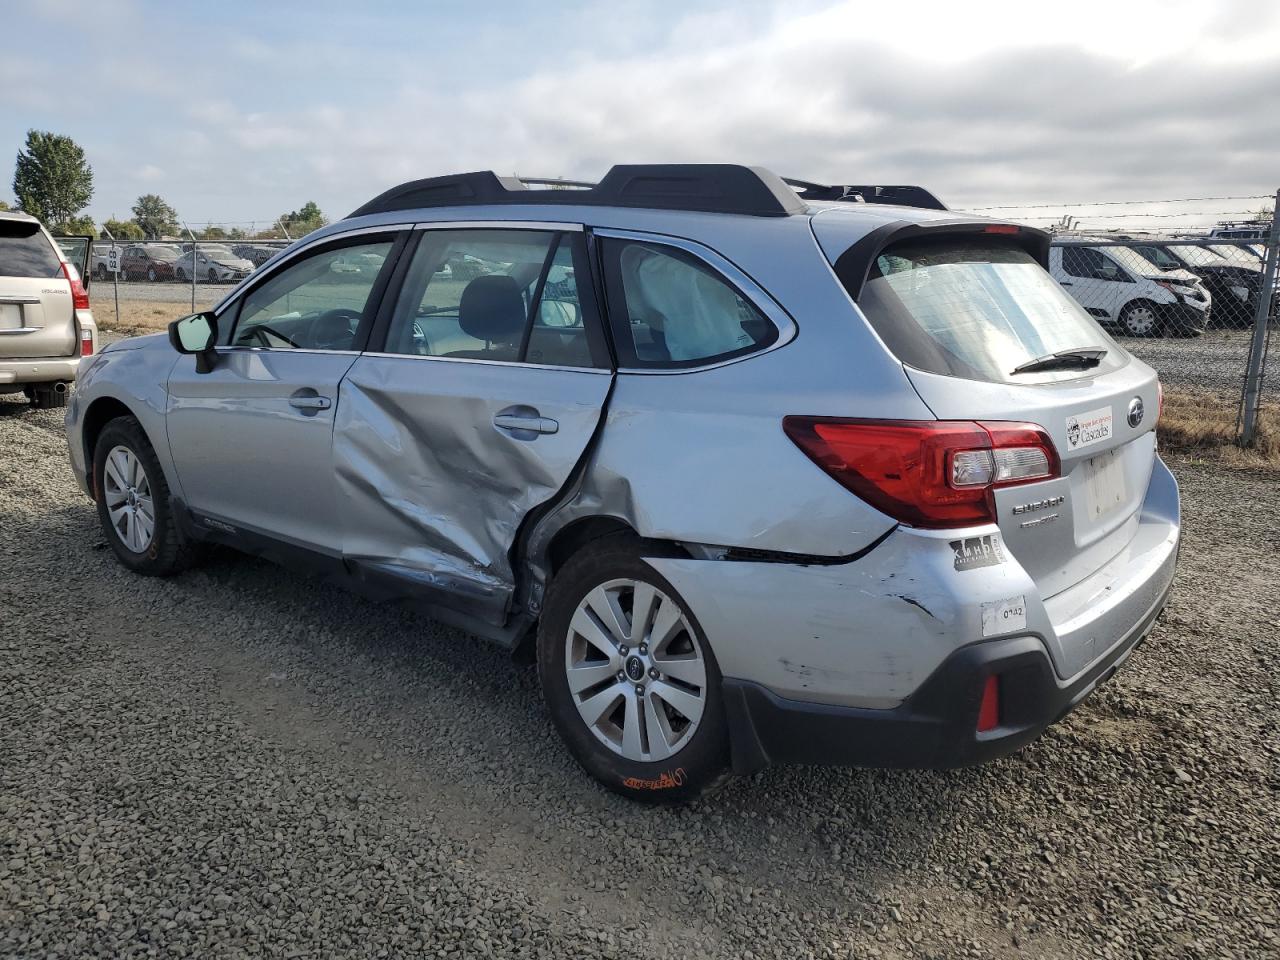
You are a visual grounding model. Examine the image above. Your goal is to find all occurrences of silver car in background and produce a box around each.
[65,165,1179,802]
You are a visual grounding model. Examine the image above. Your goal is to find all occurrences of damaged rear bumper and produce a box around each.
[721,566,1170,773]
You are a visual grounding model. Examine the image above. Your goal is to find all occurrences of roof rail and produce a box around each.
[347,164,809,219]
[782,178,948,211]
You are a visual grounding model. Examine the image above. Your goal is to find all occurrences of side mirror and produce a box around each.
[168,312,219,374]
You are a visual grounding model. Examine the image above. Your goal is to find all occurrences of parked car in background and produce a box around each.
[1,211,96,408]
[66,164,1179,802]
[1128,242,1264,328]
[232,244,282,267]
[1049,240,1210,336]
[121,244,182,281]
[1207,220,1271,241]
[173,248,254,283]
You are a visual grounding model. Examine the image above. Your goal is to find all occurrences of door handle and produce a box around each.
[289,395,331,411]
[493,413,559,435]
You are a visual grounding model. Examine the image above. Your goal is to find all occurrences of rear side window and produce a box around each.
[602,240,776,368]
[0,220,62,279]
[857,239,1121,384]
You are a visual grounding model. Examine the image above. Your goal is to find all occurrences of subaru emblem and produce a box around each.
[1127,397,1144,428]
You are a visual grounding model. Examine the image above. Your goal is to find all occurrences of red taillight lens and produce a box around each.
[782,417,1059,529]
[62,262,90,311]
[976,675,1000,732]
[983,224,1020,235]
[80,329,94,356]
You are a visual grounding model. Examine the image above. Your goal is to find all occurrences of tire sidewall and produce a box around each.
[538,543,730,803]
[93,418,177,574]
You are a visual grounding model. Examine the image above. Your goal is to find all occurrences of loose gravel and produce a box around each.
[1,386,1277,959]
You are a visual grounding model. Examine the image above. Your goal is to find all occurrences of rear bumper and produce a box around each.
[722,564,1172,773]
[0,355,82,389]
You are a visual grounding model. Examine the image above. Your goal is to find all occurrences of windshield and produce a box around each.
[1113,245,1169,276]
[1207,244,1260,264]
[856,238,1120,384]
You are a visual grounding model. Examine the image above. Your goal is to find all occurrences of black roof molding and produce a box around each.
[783,178,948,212]
[348,164,809,219]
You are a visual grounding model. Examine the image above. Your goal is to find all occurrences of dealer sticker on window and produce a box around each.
[1065,406,1113,451]
[981,595,1027,638]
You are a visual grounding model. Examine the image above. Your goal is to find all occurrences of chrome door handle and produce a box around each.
[493,413,559,435]
[289,395,331,411]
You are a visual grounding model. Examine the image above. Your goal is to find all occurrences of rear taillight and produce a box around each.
[782,417,1060,528]
[62,262,90,311]
[80,328,94,356]
[1156,382,1163,426]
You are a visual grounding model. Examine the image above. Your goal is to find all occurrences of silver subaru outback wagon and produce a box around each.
[65,165,1180,802]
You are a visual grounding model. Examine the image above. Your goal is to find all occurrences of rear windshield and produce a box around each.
[857,239,1121,384]
[0,220,62,279]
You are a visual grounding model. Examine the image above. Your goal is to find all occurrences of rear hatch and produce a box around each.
[813,215,1159,605]
[0,218,77,358]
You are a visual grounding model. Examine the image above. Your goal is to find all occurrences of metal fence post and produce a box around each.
[1240,188,1280,446]
[183,222,197,312]
[101,225,120,330]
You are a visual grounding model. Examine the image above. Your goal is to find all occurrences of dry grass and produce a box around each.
[1159,386,1280,471]
[91,294,206,336]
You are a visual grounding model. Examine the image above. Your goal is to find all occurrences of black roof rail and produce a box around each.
[347,164,809,219]
[783,178,948,211]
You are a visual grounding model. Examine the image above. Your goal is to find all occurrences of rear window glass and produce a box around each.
[0,221,62,279]
[857,239,1121,384]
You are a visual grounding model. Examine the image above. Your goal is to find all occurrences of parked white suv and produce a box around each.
[0,211,97,408]
[1049,240,1210,337]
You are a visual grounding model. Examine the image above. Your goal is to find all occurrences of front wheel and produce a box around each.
[93,416,203,576]
[1120,300,1160,337]
[147,267,157,282]
[206,268,218,283]
[538,541,730,803]
[175,268,186,281]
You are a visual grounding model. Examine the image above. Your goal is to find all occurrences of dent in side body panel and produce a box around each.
[333,354,611,622]
[65,334,182,499]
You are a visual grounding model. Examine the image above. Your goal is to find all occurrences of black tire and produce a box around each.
[175,268,186,281]
[207,268,218,283]
[538,539,731,804]
[147,267,157,282]
[1120,300,1161,337]
[95,264,108,280]
[93,416,204,576]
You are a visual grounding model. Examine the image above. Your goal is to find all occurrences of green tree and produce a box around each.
[55,214,96,236]
[101,217,145,240]
[12,130,94,227]
[131,194,179,239]
[0,200,9,211]
[198,225,229,240]
[278,201,327,236]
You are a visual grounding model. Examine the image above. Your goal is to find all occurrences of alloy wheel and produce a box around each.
[564,578,708,763]
[102,445,155,553]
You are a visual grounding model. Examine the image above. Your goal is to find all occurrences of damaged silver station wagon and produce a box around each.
[66,165,1180,801]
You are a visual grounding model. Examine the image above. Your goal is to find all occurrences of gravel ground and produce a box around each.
[1124,329,1261,392]
[1,388,1277,959]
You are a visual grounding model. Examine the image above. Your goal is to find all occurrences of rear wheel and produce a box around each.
[93,416,204,576]
[207,268,218,283]
[1120,300,1160,337]
[147,266,157,282]
[538,540,730,803]
[175,267,186,281]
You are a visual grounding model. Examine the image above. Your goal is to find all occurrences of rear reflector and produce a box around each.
[782,418,1060,528]
[62,262,90,311]
[977,675,1000,732]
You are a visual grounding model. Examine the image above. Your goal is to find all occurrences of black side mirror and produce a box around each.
[168,312,219,373]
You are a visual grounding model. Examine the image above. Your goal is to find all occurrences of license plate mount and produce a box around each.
[1084,448,1126,520]
[0,303,21,330]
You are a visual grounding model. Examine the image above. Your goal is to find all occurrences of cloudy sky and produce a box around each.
[2,0,1276,230]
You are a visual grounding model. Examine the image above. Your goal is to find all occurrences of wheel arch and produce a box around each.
[81,396,145,499]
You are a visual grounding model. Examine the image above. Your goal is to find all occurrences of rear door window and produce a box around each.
[856,239,1122,384]
[0,220,62,279]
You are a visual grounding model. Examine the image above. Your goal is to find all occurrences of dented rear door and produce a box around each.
[333,225,612,624]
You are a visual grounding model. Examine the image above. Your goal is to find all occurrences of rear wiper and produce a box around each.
[1011,347,1108,375]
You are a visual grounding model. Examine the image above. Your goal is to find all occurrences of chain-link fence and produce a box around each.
[1047,220,1278,443]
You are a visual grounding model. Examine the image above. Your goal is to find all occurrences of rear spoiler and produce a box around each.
[832,220,1052,300]
[784,178,948,212]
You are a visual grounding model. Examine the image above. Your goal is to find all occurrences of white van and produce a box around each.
[1049,240,1210,337]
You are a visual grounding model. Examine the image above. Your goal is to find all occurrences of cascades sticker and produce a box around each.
[950,534,1006,571]
[1065,406,1113,451]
